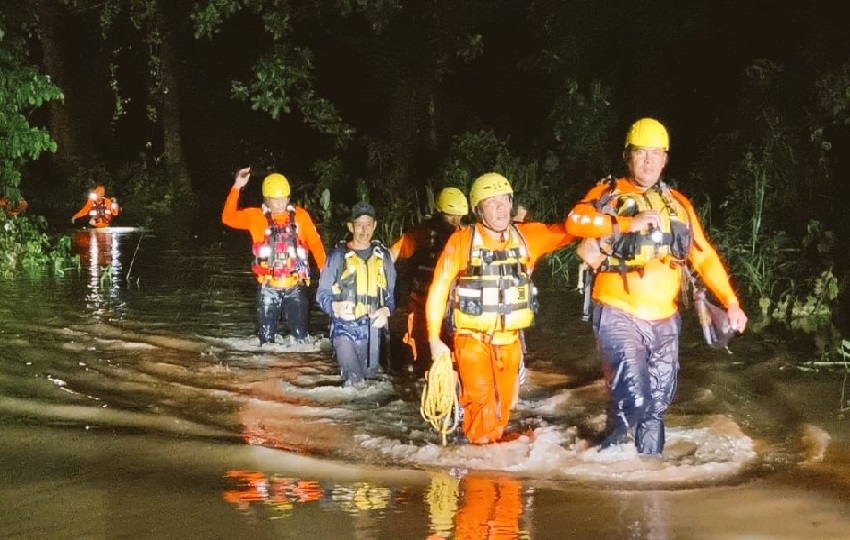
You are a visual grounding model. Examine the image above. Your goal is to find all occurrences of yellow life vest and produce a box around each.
[452,225,537,334]
[331,241,389,321]
[578,181,691,273]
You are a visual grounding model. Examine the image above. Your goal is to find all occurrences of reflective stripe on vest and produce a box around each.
[331,242,389,321]
[452,225,536,334]
[601,184,692,272]
[251,207,311,285]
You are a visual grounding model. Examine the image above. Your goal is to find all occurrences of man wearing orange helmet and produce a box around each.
[390,187,469,369]
[566,118,748,455]
[222,167,327,345]
[71,185,120,228]
[426,173,573,444]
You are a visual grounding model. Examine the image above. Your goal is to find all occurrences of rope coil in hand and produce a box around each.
[420,351,460,445]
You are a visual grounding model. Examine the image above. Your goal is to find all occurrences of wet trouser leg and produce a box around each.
[280,285,309,340]
[636,314,680,454]
[332,333,368,385]
[257,284,284,343]
[594,305,680,454]
[453,333,521,444]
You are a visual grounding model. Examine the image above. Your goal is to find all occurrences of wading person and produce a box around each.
[222,167,327,345]
[390,187,469,369]
[565,117,748,455]
[316,201,397,387]
[71,185,120,228]
[426,173,573,444]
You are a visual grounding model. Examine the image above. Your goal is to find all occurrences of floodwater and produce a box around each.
[2,223,850,540]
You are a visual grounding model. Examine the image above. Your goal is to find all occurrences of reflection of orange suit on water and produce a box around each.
[454,475,522,540]
[72,185,120,228]
[426,173,573,444]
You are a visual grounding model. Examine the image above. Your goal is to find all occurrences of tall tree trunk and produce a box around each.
[157,0,191,195]
[37,1,92,167]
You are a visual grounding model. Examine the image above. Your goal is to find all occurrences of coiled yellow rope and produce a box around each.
[420,351,460,445]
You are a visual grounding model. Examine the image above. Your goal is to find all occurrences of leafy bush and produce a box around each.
[0,213,79,277]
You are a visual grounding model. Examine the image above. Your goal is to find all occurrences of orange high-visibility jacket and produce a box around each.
[221,187,327,278]
[425,222,573,345]
[565,177,739,321]
[72,197,119,223]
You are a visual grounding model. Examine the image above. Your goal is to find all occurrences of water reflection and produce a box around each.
[222,468,532,539]
[223,470,391,519]
[452,473,526,540]
[73,228,134,315]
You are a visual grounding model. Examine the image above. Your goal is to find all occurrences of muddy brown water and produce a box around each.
[1,226,850,539]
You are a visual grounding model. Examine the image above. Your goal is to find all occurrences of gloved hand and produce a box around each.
[70,217,75,224]
[332,300,356,321]
[370,307,390,328]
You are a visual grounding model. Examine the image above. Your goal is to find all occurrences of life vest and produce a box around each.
[451,225,537,334]
[330,241,390,321]
[89,199,113,226]
[578,179,692,274]
[251,207,311,286]
[408,215,459,296]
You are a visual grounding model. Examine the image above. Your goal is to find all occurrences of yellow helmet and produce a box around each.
[435,187,469,216]
[625,118,669,151]
[262,173,291,198]
[469,172,513,209]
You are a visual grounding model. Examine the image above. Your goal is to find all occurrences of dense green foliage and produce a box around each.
[0,2,847,358]
[0,14,77,276]
[0,21,62,203]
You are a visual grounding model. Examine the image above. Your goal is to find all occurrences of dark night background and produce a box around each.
[12,2,845,208]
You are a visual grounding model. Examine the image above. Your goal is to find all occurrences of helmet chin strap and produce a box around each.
[480,220,509,242]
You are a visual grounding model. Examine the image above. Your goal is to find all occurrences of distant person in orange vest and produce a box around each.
[390,187,468,369]
[222,167,327,344]
[566,117,748,455]
[71,185,119,228]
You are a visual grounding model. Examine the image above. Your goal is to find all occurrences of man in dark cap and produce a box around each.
[316,201,397,387]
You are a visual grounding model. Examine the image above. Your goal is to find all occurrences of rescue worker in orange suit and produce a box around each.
[390,187,468,370]
[222,167,327,344]
[426,173,574,444]
[565,118,748,455]
[71,185,120,228]
[316,202,397,387]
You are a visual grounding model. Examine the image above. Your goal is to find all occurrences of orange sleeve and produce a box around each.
[72,200,94,221]
[564,180,635,238]
[390,231,418,261]
[425,229,469,341]
[516,222,575,267]
[221,188,268,242]
[294,207,327,269]
[676,192,740,307]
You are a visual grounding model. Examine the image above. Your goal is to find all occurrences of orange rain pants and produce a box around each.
[453,334,522,444]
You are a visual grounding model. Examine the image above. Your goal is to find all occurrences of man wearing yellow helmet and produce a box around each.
[390,186,469,370]
[425,173,573,444]
[566,117,748,455]
[222,167,327,345]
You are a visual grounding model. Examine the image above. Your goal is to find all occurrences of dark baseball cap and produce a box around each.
[348,201,376,221]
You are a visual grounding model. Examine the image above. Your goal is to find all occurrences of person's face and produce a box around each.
[347,215,377,248]
[627,146,668,189]
[265,196,290,214]
[479,193,513,232]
